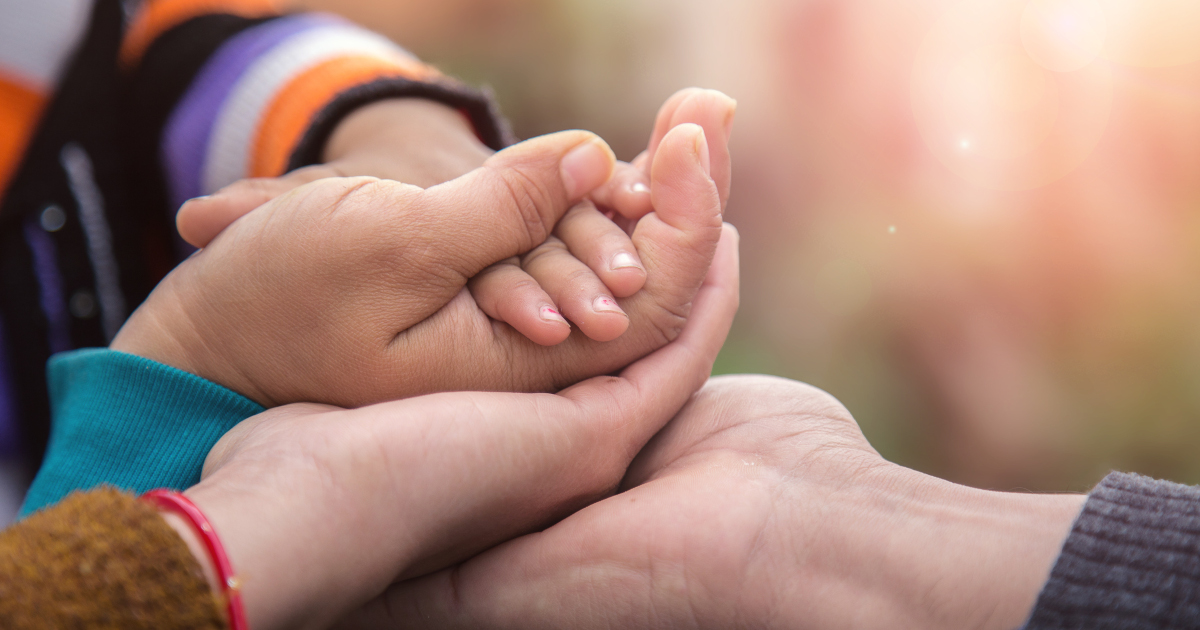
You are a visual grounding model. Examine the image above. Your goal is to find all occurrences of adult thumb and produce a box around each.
[415,130,615,279]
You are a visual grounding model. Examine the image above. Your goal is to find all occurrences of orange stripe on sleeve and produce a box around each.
[120,0,282,68]
[249,54,439,178]
[0,76,47,197]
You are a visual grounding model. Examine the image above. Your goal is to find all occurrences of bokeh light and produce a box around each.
[1021,0,1107,73]
[1101,0,1200,67]
[297,0,1200,493]
[912,0,1111,189]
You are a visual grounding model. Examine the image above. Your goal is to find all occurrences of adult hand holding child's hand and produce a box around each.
[176,226,739,630]
[112,91,733,408]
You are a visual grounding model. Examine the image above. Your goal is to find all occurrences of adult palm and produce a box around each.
[358,375,1085,630]
[184,225,738,630]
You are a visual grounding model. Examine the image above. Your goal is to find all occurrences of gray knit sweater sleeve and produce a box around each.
[1023,471,1200,629]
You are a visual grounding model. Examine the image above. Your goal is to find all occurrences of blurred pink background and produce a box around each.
[301,0,1200,492]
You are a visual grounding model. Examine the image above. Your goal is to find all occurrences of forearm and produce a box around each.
[879,470,1084,629]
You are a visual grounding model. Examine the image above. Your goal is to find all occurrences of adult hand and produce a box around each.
[111,119,723,408]
[170,223,739,630]
[361,375,1087,630]
[174,90,736,350]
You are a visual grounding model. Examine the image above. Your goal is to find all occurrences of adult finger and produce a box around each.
[558,221,740,450]
[338,224,741,629]
[624,123,723,318]
[589,86,736,224]
[645,87,736,211]
[414,130,616,280]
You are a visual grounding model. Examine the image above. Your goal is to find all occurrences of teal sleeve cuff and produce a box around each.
[19,348,264,517]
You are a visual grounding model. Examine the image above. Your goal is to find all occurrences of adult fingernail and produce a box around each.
[593,296,626,316]
[561,138,615,199]
[610,251,642,271]
[717,92,737,140]
[541,305,569,326]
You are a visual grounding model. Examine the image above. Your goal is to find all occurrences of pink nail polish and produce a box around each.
[541,305,568,325]
[593,296,625,315]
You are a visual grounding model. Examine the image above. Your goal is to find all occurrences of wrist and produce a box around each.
[323,98,493,187]
[109,273,275,406]
[835,466,1085,629]
[160,509,222,595]
[182,483,300,630]
[182,459,403,630]
[150,490,248,630]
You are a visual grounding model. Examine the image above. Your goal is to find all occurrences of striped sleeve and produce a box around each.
[124,1,512,212]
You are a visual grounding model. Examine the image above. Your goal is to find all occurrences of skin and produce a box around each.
[111,94,735,410]
[346,375,1086,630]
[175,89,735,349]
[161,223,740,630]
[133,92,1081,628]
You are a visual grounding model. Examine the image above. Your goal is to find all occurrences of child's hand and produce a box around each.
[178,98,644,346]
[113,89,737,409]
[111,126,724,408]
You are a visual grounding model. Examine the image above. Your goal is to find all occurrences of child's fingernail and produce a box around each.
[541,305,569,326]
[593,296,626,316]
[610,251,642,271]
[561,138,615,199]
[629,181,650,195]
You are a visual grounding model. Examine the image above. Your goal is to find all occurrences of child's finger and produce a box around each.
[468,259,572,346]
[589,161,652,220]
[521,237,631,343]
[553,200,646,298]
[176,164,339,248]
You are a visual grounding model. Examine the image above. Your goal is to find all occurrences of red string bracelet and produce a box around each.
[143,489,249,630]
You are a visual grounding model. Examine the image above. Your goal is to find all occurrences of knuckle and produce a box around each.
[497,166,557,249]
[519,237,568,268]
[508,276,545,295]
[562,266,600,291]
[646,293,692,344]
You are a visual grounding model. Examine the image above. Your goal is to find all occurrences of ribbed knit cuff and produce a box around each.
[285,76,515,173]
[19,349,264,517]
[1024,471,1200,629]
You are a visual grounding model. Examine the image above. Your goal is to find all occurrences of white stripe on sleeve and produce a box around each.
[202,24,413,195]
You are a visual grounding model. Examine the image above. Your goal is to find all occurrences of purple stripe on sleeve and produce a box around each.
[161,13,342,209]
[0,313,19,458]
[22,218,70,355]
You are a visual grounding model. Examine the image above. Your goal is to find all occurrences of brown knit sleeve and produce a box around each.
[0,487,228,629]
